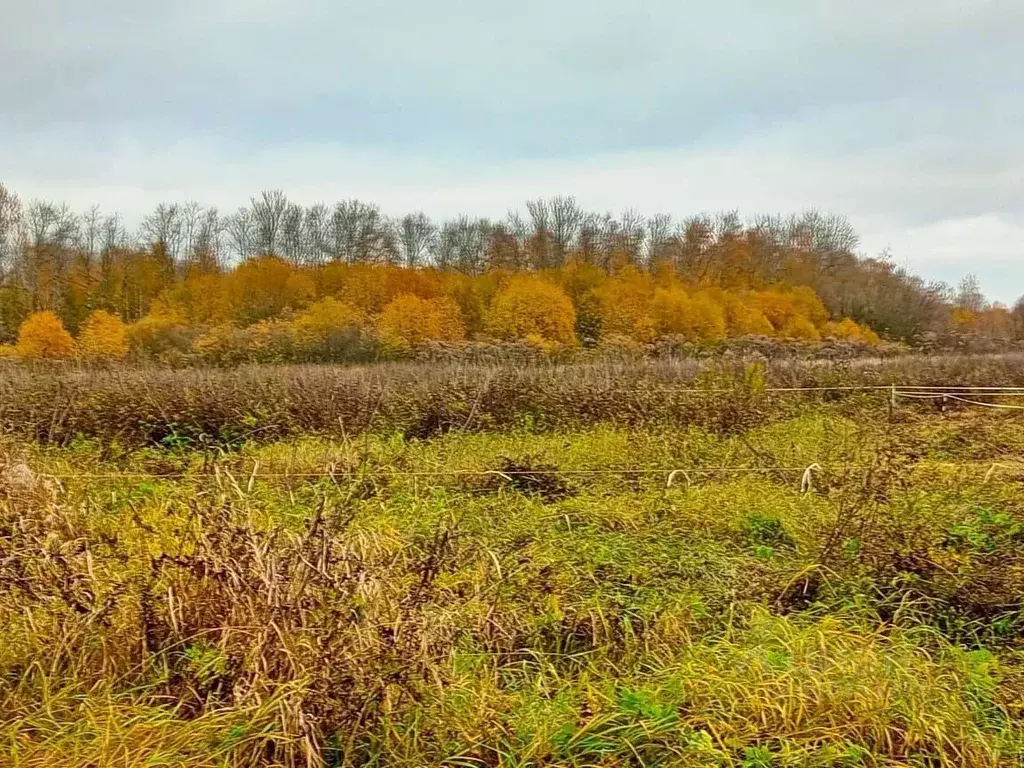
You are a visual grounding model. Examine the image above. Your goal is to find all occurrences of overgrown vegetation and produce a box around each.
[3,354,1024,448]
[2,183,1022,365]
[2,360,1024,766]
[3,179,1024,764]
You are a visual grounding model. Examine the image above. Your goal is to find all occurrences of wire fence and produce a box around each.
[37,460,1024,490]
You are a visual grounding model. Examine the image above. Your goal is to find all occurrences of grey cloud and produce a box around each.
[1,1,1021,298]
[3,1,1020,155]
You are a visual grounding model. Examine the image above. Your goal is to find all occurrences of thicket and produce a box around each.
[2,183,1020,365]
[4,353,1024,448]
[2,409,1023,765]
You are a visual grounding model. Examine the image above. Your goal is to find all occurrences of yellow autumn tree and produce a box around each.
[127,300,192,359]
[247,318,298,363]
[485,275,576,347]
[15,311,76,360]
[191,325,253,365]
[378,294,465,350]
[787,285,829,328]
[721,292,775,336]
[754,289,800,332]
[290,297,367,360]
[949,307,977,332]
[651,288,726,340]
[824,317,881,346]
[223,255,314,325]
[77,309,129,361]
[168,271,229,324]
[591,266,655,342]
[442,271,501,338]
[326,263,428,316]
[292,297,363,339]
[556,260,607,342]
[780,315,821,340]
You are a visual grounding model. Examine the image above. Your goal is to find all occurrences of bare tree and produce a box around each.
[327,200,396,263]
[278,201,306,265]
[0,183,23,276]
[796,210,859,254]
[524,195,584,268]
[191,208,223,270]
[503,211,530,264]
[436,216,491,274]
[524,198,554,269]
[645,213,674,264]
[676,215,715,278]
[613,208,646,267]
[590,213,619,270]
[713,210,743,241]
[140,203,184,260]
[178,201,223,266]
[398,212,436,268]
[747,213,791,279]
[19,201,79,310]
[99,212,128,253]
[576,212,603,265]
[25,200,79,249]
[227,208,255,260]
[955,274,986,313]
[524,199,550,233]
[549,196,584,259]
[249,190,290,256]
[78,205,104,262]
[483,222,523,270]
[302,204,330,266]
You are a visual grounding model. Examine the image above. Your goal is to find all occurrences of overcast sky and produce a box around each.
[2,1,1022,301]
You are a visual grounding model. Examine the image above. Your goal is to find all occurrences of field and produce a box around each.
[2,355,1024,767]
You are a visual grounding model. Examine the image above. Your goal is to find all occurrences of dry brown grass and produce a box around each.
[2,361,1024,765]
[3,353,1024,448]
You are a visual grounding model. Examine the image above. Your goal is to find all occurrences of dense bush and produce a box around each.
[77,309,129,361]
[378,294,465,351]
[14,310,76,360]
[485,274,578,347]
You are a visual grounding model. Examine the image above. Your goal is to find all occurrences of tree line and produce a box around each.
[0,182,1020,362]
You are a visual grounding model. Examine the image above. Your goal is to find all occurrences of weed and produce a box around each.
[2,364,1024,766]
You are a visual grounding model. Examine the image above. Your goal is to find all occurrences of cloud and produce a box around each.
[864,216,1024,303]
[1,1,1021,300]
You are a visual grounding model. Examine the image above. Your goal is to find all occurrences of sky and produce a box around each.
[2,0,1022,301]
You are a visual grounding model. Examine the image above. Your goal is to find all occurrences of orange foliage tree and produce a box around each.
[651,288,726,340]
[591,266,655,342]
[824,317,881,345]
[223,255,314,325]
[720,292,775,336]
[16,311,76,360]
[1,236,896,362]
[485,275,576,347]
[77,309,129,360]
[754,287,829,335]
[378,294,465,350]
[290,297,367,360]
[127,306,194,359]
[780,315,821,341]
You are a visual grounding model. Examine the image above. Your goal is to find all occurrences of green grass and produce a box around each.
[2,404,1024,766]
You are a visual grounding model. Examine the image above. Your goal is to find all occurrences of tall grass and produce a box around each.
[4,353,1024,447]
[2,409,1023,765]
